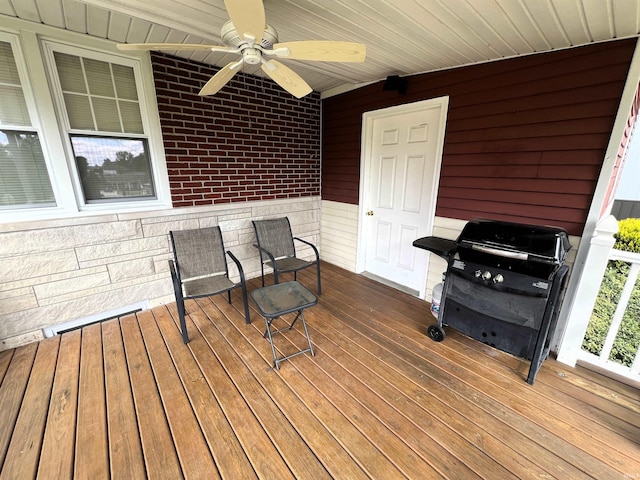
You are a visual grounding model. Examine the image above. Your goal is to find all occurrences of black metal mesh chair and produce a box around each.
[169,226,250,344]
[252,217,321,294]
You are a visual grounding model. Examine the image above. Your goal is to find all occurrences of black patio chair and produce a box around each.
[252,217,321,294]
[169,226,250,344]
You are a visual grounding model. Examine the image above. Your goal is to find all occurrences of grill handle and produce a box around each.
[470,244,528,260]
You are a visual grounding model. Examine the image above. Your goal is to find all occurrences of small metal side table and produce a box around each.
[250,280,317,369]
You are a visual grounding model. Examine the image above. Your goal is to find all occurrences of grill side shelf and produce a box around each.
[412,237,457,260]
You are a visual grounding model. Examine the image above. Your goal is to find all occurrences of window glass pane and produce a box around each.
[84,58,115,97]
[0,85,30,126]
[71,135,155,202]
[0,41,31,126]
[112,64,138,100]
[119,101,144,134]
[0,41,20,84]
[92,97,121,132]
[0,130,55,208]
[54,52,87,93]
[64,93,95,130]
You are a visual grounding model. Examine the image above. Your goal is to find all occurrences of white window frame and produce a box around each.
[0,18,171,223]
[0,31,60,212]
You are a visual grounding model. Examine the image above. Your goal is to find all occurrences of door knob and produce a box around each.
[367,210,374,216]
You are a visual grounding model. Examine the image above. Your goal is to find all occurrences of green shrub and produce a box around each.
[582,218,640,367]
[614,218,640,252]
[582,261,629,357]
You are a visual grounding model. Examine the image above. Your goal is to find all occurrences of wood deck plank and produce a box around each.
[0,337,59,480]
[206,299,409,479]
[171,299,330,480]
[325,270,640,476]
[151,305,263,480]
[0,350,13,384]
[136,309,220,479]
[313,270,595,480]
[284,336,467,479]
[370,285,640,453]
[0,342,38,470]
[317,266,637,479]
[120,313,183,479]
[102,318,146,479]
[339,330,603,478]
[75,322,109,479]
[37,330,81,479]
[198,297,371,480]
[295,287,585,480]
[426,337,640,476]
[0,261,638,480]
[301,307,531,480]
[449,332,640,438]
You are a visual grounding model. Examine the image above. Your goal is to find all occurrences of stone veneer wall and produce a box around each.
[0,197,320,350]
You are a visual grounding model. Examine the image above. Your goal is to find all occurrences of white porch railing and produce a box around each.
[557,215,640,386]
[578,248,640,380]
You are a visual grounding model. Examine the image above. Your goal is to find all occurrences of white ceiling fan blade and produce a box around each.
[199,62,241,96]
[223,0,266,43]
[271,41,366,62]
[261,60,312,99]
[117,43,235,53]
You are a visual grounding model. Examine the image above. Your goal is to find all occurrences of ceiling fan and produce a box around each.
[117,0,366,98]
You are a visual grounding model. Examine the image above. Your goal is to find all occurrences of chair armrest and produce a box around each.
[226,250,247,284]
[253,243,277,264]
[293,237,320,261]
[168,259,183,298]
[169,259,177,279]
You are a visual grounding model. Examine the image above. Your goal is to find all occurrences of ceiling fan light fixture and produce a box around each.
[241,48,262,65]
[221,20,278,50]
[117,0,365,98]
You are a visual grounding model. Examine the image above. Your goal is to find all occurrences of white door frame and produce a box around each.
[355,97,449,298]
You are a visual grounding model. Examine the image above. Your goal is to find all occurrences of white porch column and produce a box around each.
[556,215,619,367]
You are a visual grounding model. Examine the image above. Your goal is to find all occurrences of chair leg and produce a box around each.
[263,317,280,369]
[176,298,189,344]
[316,262,322,295]
[260,260,265,287]
[227,290,232,304]
[299,310,315,357]
[241,284,251,324]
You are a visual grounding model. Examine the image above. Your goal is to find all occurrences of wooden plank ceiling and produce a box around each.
[1,0,640,95]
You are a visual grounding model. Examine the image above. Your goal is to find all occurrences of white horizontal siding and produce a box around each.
[320,200,359,272]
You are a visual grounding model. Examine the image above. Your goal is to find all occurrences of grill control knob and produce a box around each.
[474,270,482,278]
[481,271,492,281]
[493,274,504,283]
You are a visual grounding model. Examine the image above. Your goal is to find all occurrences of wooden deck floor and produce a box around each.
[1,262,639,479]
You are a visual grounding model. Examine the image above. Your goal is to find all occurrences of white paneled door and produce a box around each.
[358,98,448,297]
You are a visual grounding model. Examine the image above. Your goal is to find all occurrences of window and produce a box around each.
[49,47,158,205]
[0,39,55,209]
[0,21,169,222]
[71,136,155,202]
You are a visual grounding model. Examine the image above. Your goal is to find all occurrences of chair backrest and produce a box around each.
[170,226,228,281]
[253,217,296,259]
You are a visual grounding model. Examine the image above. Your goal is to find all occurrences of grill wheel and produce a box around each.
[427,324,445,342]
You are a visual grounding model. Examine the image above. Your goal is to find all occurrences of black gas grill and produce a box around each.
[413,218,571,384]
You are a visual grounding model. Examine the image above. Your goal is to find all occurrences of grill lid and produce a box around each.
[457,218,570,265]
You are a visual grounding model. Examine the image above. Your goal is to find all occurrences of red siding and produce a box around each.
[322,39,637,235]
[151,53,321,207]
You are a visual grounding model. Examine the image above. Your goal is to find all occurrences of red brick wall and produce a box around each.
[151,52,321,207]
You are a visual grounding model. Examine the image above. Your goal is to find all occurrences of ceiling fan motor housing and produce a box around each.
[221,20,278,50]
